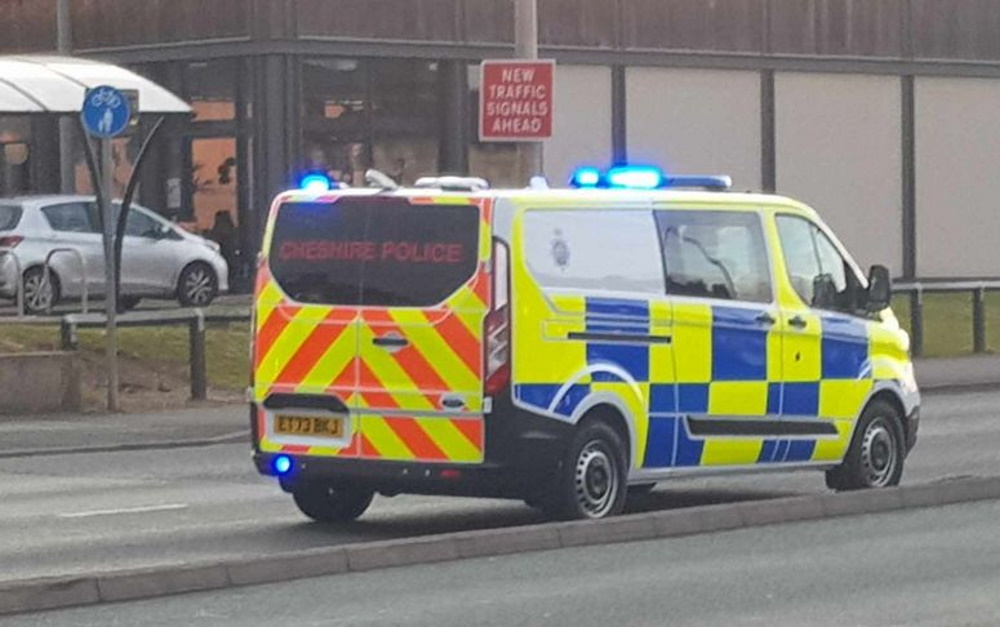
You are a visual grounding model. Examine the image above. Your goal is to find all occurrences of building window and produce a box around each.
[301,57,443,187]
[186,61,237,123]
[0,117,30,196]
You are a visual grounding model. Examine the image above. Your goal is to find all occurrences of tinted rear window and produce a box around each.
[0,205,22,231]
[269,197,480,307]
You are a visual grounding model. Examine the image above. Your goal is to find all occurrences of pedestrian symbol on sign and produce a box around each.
[81,85,131,139]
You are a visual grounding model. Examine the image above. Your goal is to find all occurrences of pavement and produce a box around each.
[914,354,1000,391]
[0,405,247,457]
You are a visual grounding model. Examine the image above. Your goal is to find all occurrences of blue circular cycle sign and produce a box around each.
[81,85,131,139]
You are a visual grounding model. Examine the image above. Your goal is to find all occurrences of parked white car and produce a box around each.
[0,196,229,314]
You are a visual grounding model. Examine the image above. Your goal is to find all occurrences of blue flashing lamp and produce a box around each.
[299,172,333,193]
[272,455,293,476]
[606,165,665,190]
[570,166,602,188]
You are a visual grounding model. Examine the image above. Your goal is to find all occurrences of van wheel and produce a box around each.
[826,399,905,491]
[544,420,628,520]
[22,267,60,315]
[292,484,374,523]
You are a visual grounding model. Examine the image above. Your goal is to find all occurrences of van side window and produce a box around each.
[523,210,665,295]
[655,210,772,303]
[776,215,866,314]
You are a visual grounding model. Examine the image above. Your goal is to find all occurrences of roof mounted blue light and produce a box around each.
[570,166,602,188]
[606,165,665,190]
[570,166,732,191]
[299,172,333,193]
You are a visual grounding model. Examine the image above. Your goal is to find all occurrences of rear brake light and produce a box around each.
[484,239,510,396]
[484,305,510,394]
[0,236,23,248]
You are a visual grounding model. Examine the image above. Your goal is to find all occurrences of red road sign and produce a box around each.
[479,60,555,142]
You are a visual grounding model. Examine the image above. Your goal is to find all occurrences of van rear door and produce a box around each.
[265,195,490,464]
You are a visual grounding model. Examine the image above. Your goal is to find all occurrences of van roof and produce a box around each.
[272,187,818,218]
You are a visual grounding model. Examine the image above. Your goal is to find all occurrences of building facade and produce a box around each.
[4,0,1000,288]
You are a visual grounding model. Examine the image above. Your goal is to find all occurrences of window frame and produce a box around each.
[774,212,869,317]
[654,207,776,306]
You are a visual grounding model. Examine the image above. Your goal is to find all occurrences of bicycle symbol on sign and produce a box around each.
[89,87,123,109]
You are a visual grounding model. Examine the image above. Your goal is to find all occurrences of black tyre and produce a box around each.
[22,267,60,315]
[826,399,905,491]
[292,484,375,523]
[544,420,628,520]
[176,262,218,307]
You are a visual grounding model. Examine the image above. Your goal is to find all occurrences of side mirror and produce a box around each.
[812,273,837,309]
[867,264,892,311]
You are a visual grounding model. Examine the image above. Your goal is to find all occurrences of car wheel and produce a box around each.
[826,399,905,491]
[177,262,217,307]
[22,267,60,315]
[291,484,375,523]
[544,419,628,520]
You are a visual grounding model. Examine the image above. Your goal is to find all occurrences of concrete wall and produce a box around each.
[775,72,903,275]
[915,77,1000,278]
[0,352,81,416]
[625,67,761,191]
[544,65,613,187]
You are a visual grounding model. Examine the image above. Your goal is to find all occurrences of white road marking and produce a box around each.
[57,503,189,519]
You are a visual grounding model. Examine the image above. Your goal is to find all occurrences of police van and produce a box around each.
[251,165,919,522]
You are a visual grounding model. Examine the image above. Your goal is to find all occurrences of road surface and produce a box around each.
[0,389,996,583]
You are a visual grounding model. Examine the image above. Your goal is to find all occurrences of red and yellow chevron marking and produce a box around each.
[359,414,483,463]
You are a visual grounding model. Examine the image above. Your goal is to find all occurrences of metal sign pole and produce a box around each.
[82,84,130,413]
[514,0,542,179]
[100,139,119,412]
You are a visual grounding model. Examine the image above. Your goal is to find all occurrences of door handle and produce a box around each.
[372,334,409,350]
[788,316,808,330]
[441,395,466,410]
[755,312,777,326]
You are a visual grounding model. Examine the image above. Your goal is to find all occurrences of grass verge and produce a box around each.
[0,322,250,391]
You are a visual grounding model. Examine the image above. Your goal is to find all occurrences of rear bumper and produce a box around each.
[252,393,572,500]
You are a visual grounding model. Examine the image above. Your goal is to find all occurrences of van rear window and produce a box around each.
[269,197,480,307]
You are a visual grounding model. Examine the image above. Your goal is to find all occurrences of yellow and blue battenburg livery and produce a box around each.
[252,165,919,522]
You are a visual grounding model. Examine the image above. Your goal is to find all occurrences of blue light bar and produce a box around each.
[273,455,292,476]
[606,165,665,190]
[299,173,333,193]
[665,175,733,191]
[570,166,602,188]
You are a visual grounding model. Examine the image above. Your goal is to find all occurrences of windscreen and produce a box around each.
[269,197,480,307]
[0,205,22,231]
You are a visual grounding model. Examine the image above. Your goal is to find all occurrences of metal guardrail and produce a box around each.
[893,279,1000,357]
[43,247,88,315]
[59,308,251,400]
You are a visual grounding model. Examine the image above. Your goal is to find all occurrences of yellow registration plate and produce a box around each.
[275,415,345,439]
